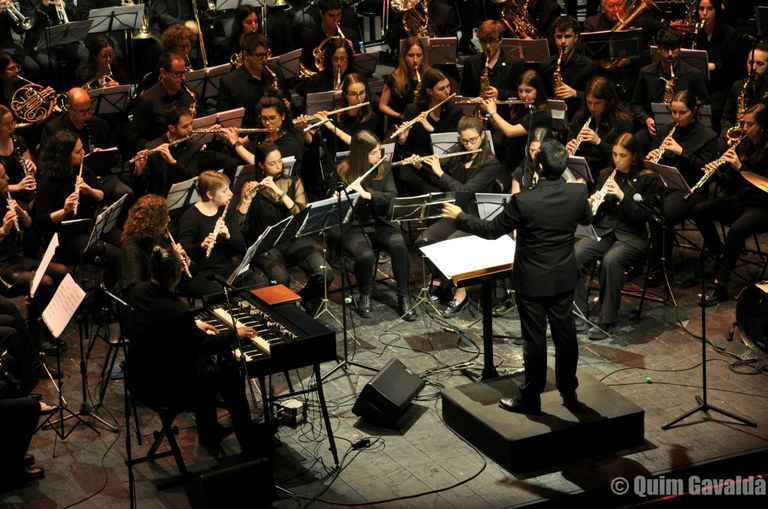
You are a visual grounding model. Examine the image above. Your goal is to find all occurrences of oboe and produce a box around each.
[5,191,19,233]
[205,199,231,259]
[166,228,192,278]
[128,134,195,163]
[388,93,457,140]
[73,157,84,215]
[569,116,592,155]
[651,124,677,164]
[391,149,482,167]
[591,169,617,216]
[683,136,746,201]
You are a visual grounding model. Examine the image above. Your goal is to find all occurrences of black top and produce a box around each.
[133,134,202,197]
[0,135,31,204]
[650,120,720,186]
[217,66,288,128]
[460,50,526,101]
[324,111,383,153]
[399,101,462,157]
[456,177,592,297]
[539,52,599,112]
[568,113,634,179]
[40,115,113,157]
[177,204,245,274]
[694,23,744,94]
[128,82,196,151]
[630,60,711,126]
[503,109,553,170]
[237,175,303,245]
[383,74,419,119]
[592,168,660,247]
[721,77,768,137]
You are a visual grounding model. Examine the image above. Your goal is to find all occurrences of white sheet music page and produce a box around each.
[419,235,515,279]
[42,274,86,339]
[30,233,59,299]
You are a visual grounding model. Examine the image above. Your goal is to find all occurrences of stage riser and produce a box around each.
[442,373,645,472]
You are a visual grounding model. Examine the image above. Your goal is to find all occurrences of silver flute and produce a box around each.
[205,199,231,259]
[128,134,195,163]
[5,191,19,233]
[73,157,84,215]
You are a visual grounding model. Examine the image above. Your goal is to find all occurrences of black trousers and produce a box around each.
[0,397,40,478]
[253,238,333,303]
[516,290,579,401]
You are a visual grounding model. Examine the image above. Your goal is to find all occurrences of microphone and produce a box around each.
[206,273,235,289]
[741,33,761,44]
[632,193,663,224]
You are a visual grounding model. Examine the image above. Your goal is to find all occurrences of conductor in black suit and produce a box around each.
[441,139,593,414]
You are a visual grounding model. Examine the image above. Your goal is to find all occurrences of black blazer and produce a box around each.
[456,178,592,297]
[460,50,526,101]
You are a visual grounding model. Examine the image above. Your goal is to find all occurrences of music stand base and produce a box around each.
[321,356,378,381]
[661,396,757,429]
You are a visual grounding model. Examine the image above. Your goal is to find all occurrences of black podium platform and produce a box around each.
[442,370,645,472]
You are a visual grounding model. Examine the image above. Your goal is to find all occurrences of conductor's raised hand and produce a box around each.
[441,203,463,220]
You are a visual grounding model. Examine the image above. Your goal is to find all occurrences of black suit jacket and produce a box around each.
[630,60,710,125]
[40,114,113,155]
[456,178,592,297]
[460,50,525,101]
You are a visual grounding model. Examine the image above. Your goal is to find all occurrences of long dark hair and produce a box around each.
[230,5,260,48]
[322,38,355,80]
[445,116,495,174]
[336,130,385,189]
[415,68,449,108]
[39,130,80,179]
[75,34,116,84]
[256,95,302,142]
[511,70,549,122]
[339,73,373,124]
[573,76,631,141]
[612,132,644,178]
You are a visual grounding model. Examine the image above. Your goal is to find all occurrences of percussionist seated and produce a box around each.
[127,246,266,455]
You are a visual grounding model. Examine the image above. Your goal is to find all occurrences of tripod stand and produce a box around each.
[661,220,756,430]
[313,231,344,329]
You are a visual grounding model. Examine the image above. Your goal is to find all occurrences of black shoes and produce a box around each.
[357,293,372,317]
[493,298,515,317]
[575,316,587,333]
[561,391,580,408]
[443,298,467,317]
[701,284,728,307]
[397,295,417,322]
[499,396,541,415]
[587,322,617,340]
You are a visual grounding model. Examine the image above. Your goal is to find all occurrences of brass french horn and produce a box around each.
[11,75,65,128]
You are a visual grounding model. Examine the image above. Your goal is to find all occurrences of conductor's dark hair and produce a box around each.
[537,139,569,180]
[150,246,181,288]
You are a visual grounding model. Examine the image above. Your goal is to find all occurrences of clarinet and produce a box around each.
[683,136,746,201]
[11,134,34,192]
[651,124,677,164]
[591,169,617,216]
[205,200,231,259]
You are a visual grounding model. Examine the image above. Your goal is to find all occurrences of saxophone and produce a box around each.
[662,64,676,104]
[480,47,491,96]
[265,64,280,93]
[726,74,751,145]
[554,45,565,91]
[591,169,618,216]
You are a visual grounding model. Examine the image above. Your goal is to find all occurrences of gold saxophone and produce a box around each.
[726,75,751,145]
[662,64,676,104]
[554,45,565,91]
[501,0,539,39]
[264,64,280,92]
[480,47,491,96]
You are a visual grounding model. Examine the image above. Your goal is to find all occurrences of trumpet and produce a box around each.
[391,148,482,167]
[569,116,592,155]
[205,199,231,259]
[5,191,20,233]
[193,127,277,134]
[388,93,457,140]
[127,134,195,163]
[73,157,84,215]
[166,228,192,278]
[683,136,746,201]
[2,1,34,31]
[294,102,371,130]
[650,124,676,163]
[591,168,617,216]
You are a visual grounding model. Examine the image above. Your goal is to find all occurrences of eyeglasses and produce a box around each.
[346,90,366,98]
[658,47,680,54]
[260,115,280,122]
[71,107,94,114]
[167,69,187,77]
[251,52,270,59]
[479,37,500,44]
[458,135,481,145]
[98,52,115,59]
[332,56,348,63]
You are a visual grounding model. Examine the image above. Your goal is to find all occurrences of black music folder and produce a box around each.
[580,28,643,61]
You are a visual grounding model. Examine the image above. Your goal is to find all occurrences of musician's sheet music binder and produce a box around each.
[475,193,512,221]
[42,274,86,339]
[646,161,691,193]
[652,102,713,128]
[267,48,301,80]
[580,28,643,61]
[306,91,342,116]
[419,235,515,281]
[566,155,593,184]
[650,46,710,79]
[390,192,456,223]
[431,131,495,155]
[166,176,199,211]
[84,195,126,254]
[191,107,245,145]
[185,63,231,101]
[30,233,59,299]
[501,38,550,63]
[88,6,143,34]
[429,37,457,65]
[35,20,94,52]
[299,194,359,237]
[88,85,132,116]
[354,51,379,76]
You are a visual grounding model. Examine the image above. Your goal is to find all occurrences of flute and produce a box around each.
[388,94,458,141]
[73,157,84,215]
[454,97,534,105]
[193,127,278,134]
[294,102,371,128]
[5,191,19,233]
[391,148,482,167]
[205,199,231,259]
[166,228,192,278]
[683,136,746,201]
[343,157,386,192]
[591,169,617,216]
[128,134,195,163]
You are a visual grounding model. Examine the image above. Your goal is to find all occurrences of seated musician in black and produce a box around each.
[299,0,361,76]
[306,37,356,94]
[127,245,263,454]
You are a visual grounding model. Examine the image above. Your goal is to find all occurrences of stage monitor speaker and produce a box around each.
[186,458,275,509]
[353,358,425,427]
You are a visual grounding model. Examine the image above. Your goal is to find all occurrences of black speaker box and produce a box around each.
[186,458,275,509]
[353,358,425,427]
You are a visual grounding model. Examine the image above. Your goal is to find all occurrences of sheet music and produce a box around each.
[166,176,200,211]
[475,193,512,221]
[42,274,86,339]
[419,235,516,279]
[30,233,59,299]
[85,195,126,253]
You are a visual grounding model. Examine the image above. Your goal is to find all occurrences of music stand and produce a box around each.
[354,51,379,76]
[88,5,143,33]
[35,20,94,88]
[305,91,342,116]
[228,214,291,285]
[420,235,516,380]
[475,193,511,221]
[191,107,245,145]
[88,85,132,118]
[429,37,457,65]
[547,100,569,134]
[501,38,550,64]
[268,49,301,80]
[580,28,643,62]
[652,102,713,129]
[166,176,199,212]
[185,63,231,103]
[757,6,768,37]
[650,46,710,79]
[566,155,594,184]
